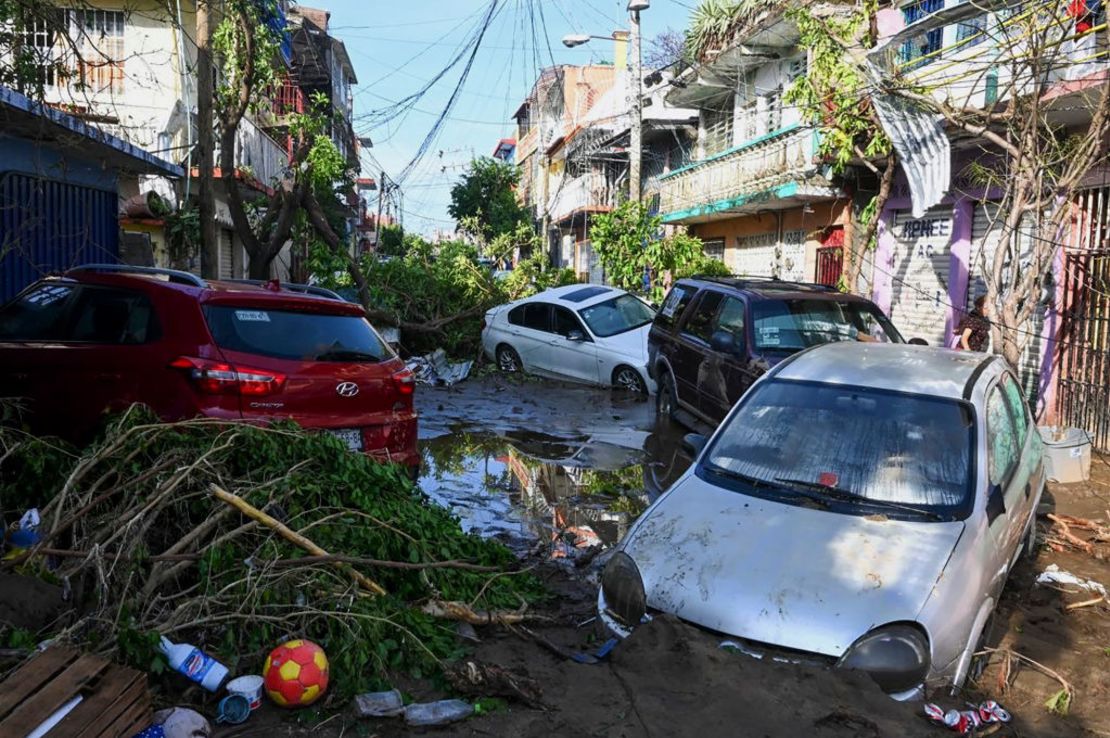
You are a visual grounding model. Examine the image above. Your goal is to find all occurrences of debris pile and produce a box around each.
[1043,513,1110,557]
[0,407,540,703]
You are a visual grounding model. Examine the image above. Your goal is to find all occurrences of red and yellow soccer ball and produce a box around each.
[263,640,329,707]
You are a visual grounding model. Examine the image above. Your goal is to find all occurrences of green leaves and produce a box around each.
[448,158,530,243]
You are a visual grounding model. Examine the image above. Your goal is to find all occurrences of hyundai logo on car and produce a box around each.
[335,381,359,397]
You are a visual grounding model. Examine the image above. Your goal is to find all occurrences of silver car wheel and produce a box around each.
[496,345,521,373]
[614,366,647,394]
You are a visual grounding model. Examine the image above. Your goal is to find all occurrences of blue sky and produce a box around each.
[319,0,695,236]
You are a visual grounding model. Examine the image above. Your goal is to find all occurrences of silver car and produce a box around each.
[599,342,1044,698]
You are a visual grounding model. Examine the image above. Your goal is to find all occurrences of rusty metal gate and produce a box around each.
[816,247,843,286]
[1057,250,1110,450]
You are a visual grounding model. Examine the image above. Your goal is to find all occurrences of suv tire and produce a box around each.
[657,371,678,421]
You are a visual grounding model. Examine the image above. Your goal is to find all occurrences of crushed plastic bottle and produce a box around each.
[353,689,405,718]
[403,699,473,726]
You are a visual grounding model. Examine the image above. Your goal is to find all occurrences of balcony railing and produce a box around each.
[216,114,289,189]
[547,172,618,221]
[658,125,816,218]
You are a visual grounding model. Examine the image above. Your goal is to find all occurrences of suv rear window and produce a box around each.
[0,284,76,340]
[205,306,392,362]
[655,284,697,330]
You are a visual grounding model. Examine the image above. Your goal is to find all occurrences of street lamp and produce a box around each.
[559,0,648,201]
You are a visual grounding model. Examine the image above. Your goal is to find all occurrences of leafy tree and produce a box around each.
[784,0,894,293]
[448,157,530,242]
[376,224,406,258]
[589,201,728,302]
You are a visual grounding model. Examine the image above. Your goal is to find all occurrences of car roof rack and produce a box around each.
[692,275,839,293]
[66,264,206,288]
[220,278,345,301]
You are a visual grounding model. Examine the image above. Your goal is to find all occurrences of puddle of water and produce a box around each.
[419,424,694,559]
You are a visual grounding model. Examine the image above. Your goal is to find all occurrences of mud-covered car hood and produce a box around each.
[621,475,964,657]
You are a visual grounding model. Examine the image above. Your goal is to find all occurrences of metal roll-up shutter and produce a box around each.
[971,204,1047,403]
[731,232,776,277]
[889,207,953,347]
[779,229,806,282]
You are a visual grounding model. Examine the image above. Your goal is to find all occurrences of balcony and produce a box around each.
[215,114,289,191]
[658,125,835,223]
[547,172,618,223]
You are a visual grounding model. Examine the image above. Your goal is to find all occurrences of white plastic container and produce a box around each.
[227,674,264,710]
[159,636,229,692]
[1038,426,1092,483]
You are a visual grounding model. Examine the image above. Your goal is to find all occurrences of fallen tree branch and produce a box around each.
[1064,595,1107,612]
[210,484,387,597]
[1047,514,1095,554]
[422,599,548,626]
[977,646,1075,708]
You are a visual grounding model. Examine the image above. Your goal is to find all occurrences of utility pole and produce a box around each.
[196,0,218,278]
[376,170,385,251]
[628,1,644,203]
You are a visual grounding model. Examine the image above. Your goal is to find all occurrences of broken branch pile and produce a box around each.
[0,407,541,701]
[1044,513,1110,556]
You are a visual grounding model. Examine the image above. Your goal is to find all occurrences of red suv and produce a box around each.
[0,265,419,471]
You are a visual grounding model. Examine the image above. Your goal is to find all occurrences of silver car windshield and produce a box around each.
[752,299,903,350]
[704,380,973,513]
[578,295,655,338]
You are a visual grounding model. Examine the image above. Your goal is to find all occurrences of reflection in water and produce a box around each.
[419,425,692,559]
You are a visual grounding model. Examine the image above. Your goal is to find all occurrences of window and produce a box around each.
[0,283,76,340]
[655,284,697,329]
[578,295,655,338]
[70,10,126,93]
[68,287,159,344]
[762,88,782,134]
[736,98,759,143]
[956,14,987,48]
[1001,373,1029,448]
[20,10,63,88]
[204,306,391,362]
[899,0,945,69]
[553,306,585,338]
[682,291,724,343]
[715,297,746,342]
[705,380,974,516]
[508,302,551,332]
[751,299,903,350]
[987,386,1018,486]
[561,286,612,303]
[702,102,734,157]
[703,238,725,262]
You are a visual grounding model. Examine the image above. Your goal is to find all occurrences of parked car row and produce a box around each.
[0,265,419,473]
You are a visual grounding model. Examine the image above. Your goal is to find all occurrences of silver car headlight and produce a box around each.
[837,624,930,694]
[601,551,647,627]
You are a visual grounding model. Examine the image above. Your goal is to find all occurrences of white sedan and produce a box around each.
[481,285,656,393]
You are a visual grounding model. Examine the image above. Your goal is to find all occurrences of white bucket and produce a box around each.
[227,675,264,710]
[1038,426,1092,484]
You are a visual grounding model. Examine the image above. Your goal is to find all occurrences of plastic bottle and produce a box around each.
[403,699,473,726]
[159,636,228,692]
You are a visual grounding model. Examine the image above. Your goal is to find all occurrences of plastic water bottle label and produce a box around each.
[182,648,215,682]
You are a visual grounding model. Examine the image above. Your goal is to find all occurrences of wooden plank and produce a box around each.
[48,666,144,738]
[0,648,79,721]
[71,677,148,738]
[0,655,107,735]
[102,692,152,738]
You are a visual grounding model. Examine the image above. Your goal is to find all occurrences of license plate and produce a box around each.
[328,428,363,451]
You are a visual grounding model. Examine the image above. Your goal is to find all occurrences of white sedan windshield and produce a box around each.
[705,380,973,512]
[579,295,655,338]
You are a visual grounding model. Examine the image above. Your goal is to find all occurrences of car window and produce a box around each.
[682,291,724,343]
[204,306,392,362]
[713,297,746,345]
[1001,373,1029,447]
[553,306,584,337]
[68,287,160,345]
[987,385,1018,486]
[655,284,697,330]
[704,379,974,516]
[751,299,903,350]
[578,295,655,338]
[0,283,76,340]
[523,303,552,332]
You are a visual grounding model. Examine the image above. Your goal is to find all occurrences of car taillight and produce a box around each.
[170,356,286,396]
[392,368,415,396]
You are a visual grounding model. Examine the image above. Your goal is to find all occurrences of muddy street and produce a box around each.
[404,374,1110,738]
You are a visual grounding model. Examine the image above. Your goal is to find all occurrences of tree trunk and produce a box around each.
[248,257,272,280]
[843,153,895,294]
[196,0,218,278]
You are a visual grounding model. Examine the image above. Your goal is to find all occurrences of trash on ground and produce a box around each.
[3,508,41,561]
[407,348,473,386]
[215,694,251,725]
[226,674,264,710]
[1035,564,1108,597]
[152,707,211,738]
[404,699,474,727]
[159,636,228,692]
[0,646,151,738]
[924,700,1011,734]
[353,689,405,718]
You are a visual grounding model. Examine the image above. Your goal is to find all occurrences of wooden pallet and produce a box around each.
[0,647,151,738]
